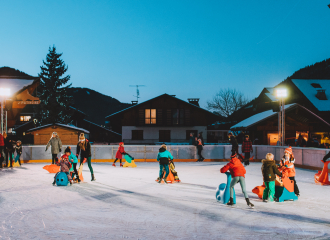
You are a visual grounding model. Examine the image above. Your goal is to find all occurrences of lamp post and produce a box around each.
[276,89,287,146]
[0,88,10,134]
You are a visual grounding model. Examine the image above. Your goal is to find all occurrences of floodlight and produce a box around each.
[0,88,10,97]
[276,89,287,98]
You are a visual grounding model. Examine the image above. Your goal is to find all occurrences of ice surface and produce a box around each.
[1,162,330,239]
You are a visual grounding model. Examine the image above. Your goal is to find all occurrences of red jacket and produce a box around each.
[220,157,246,178]
[0,134,4,147]
[242,140,252,153]
[115,146,125,159]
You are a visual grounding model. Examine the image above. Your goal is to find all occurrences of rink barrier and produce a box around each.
[21,145,329,172]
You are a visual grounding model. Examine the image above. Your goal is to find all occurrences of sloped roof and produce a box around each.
[230,103,330,129]
[105,93,219,119]
[82,119,121,136]
[27,123,89,133]
[292,79,330,111]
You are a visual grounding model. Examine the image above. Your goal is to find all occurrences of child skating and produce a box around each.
[279,147,300,197]
[14,140,22,166]
[52,155,73,186]
[157,144,173,184]
[220,154,254,208]
[113,142,126,167]
[261,153,282,202]
[65,146,80,183]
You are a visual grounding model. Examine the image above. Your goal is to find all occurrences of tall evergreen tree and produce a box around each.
[37,46,73,125]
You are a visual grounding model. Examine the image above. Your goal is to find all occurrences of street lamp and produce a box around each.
[276,88,287,146]
[0,88,10,134]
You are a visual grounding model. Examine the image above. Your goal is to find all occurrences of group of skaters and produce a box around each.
[189,132,205,162]
[0,132,22,168]
[47,132,95,185]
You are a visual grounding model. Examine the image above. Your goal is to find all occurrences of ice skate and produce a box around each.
[246,198,254,209]
[120,163,123,167]
[227,197,234,206]
[91,174,96,181]
[112,163,116,167]
[157,178,162,183]
[163,178,168,184]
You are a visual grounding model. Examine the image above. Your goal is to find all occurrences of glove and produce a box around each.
[83,158,87,164]
[285,165,288,168]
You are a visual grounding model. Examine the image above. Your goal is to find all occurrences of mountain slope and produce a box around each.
[68,87,131,125]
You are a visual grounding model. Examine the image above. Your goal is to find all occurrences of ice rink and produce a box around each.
[0,162,329,239]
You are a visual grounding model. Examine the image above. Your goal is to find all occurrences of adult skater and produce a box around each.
[228,132,238,156]
[157,144,173,184]
[241,135,253,166]
[45,132,62,164]
[0,132,4,168]
[279,147,299,197]
[4,132,14,168]
[196,139,205,162]
[220,153,254,208]
[76,133,95,181]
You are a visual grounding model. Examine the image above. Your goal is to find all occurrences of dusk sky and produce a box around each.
[1,1,330,108]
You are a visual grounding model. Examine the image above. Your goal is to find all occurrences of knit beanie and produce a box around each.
[65,146,71,153]
[284,146,293,156]
[79,133,85,141]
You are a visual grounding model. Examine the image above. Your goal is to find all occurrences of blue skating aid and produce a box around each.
[56,172,69,186]
[275,186,298,202]
[216,172,236,204]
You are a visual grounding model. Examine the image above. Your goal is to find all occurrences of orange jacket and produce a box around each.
[279,157,296,177]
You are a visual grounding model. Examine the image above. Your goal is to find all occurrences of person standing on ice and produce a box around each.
[113,142,126,167]
[0,132,4,168]
[241,135,253,166]
[157,144,173,184]
[196,139,205,162]
[45,132,62,164]
[220,153,254,208]
[279,147,299,197]
[76,133,95,181]
[228,132,238,156]
[261,153,282,202]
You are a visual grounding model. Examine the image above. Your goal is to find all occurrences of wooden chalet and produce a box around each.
[231,103,330,145]
[105,94,220,144]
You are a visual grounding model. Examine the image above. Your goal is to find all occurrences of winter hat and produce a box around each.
[79,133,85,141]
[65,146,71,153]
[119,142,124,146]
[52,132,57,136]
[231,153,237,159]
[245,135,249,138]
[16,140,21,145]
[284,146,293,156]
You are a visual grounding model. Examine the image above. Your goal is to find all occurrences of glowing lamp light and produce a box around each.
[276,89,287,98]
[0,88,10,97]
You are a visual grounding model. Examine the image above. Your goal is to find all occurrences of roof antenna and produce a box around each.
[129,85,145,103]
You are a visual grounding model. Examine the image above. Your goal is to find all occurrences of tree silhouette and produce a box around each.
[37,46,73,125]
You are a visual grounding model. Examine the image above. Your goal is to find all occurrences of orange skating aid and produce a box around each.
[252,184,265,199]
[43,164,60,173]
[162,170,175,184]
[315,160,330,185]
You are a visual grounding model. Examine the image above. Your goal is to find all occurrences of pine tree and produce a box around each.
[37,46,73,125]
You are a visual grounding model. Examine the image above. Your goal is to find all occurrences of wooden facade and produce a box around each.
[27,124,89,145]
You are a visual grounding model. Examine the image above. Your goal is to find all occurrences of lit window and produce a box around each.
[145,109,156,124]
[20,116,31,122]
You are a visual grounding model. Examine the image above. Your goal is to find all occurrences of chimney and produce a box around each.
[188,98,200,107]
[316,89,327,100]
[131,101,138,105]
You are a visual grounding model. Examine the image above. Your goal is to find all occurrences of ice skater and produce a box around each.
[65,146,80,183]
[52,155,73,185]
[113,142,126,167]
[157,144,173,184]
[196,139,205,162]
[228,132,238,156]
[220,153,254,208]
[279,147,300,197]
[241,135,253,166]
[45,132,62,164]
[76,133,95,181]
[261,153,282,202]
[14,140,22,166]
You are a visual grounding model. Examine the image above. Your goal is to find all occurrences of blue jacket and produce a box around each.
[157,148,173,164]
[69,153,78,164]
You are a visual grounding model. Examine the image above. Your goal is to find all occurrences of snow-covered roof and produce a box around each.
[292,79,330,111]
[0,78,34,96]
[27,123,90,133]
[231,104,296,129]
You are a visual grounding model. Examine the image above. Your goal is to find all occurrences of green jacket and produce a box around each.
[46,137,62,154]
[261,159,282,182]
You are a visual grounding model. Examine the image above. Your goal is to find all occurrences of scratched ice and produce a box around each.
[0,162,329,239]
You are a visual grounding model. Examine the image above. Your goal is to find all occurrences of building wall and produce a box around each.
[122,126,207,144]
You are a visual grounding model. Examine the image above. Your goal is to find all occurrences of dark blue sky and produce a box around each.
[1,1,329,107]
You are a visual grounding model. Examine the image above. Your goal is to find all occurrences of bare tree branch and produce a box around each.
[207,88,249,118]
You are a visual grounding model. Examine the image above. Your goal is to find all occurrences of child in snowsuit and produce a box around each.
[241,135,253,166]
[113,142,126,167]
[261,153,282,202]
[14,140,22,166]
[52,155,73,185]
[157,144,173,184]
[65,146,80,183]
[279,147,300,197]
[169,159,180,182]
[220,154,254,208]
